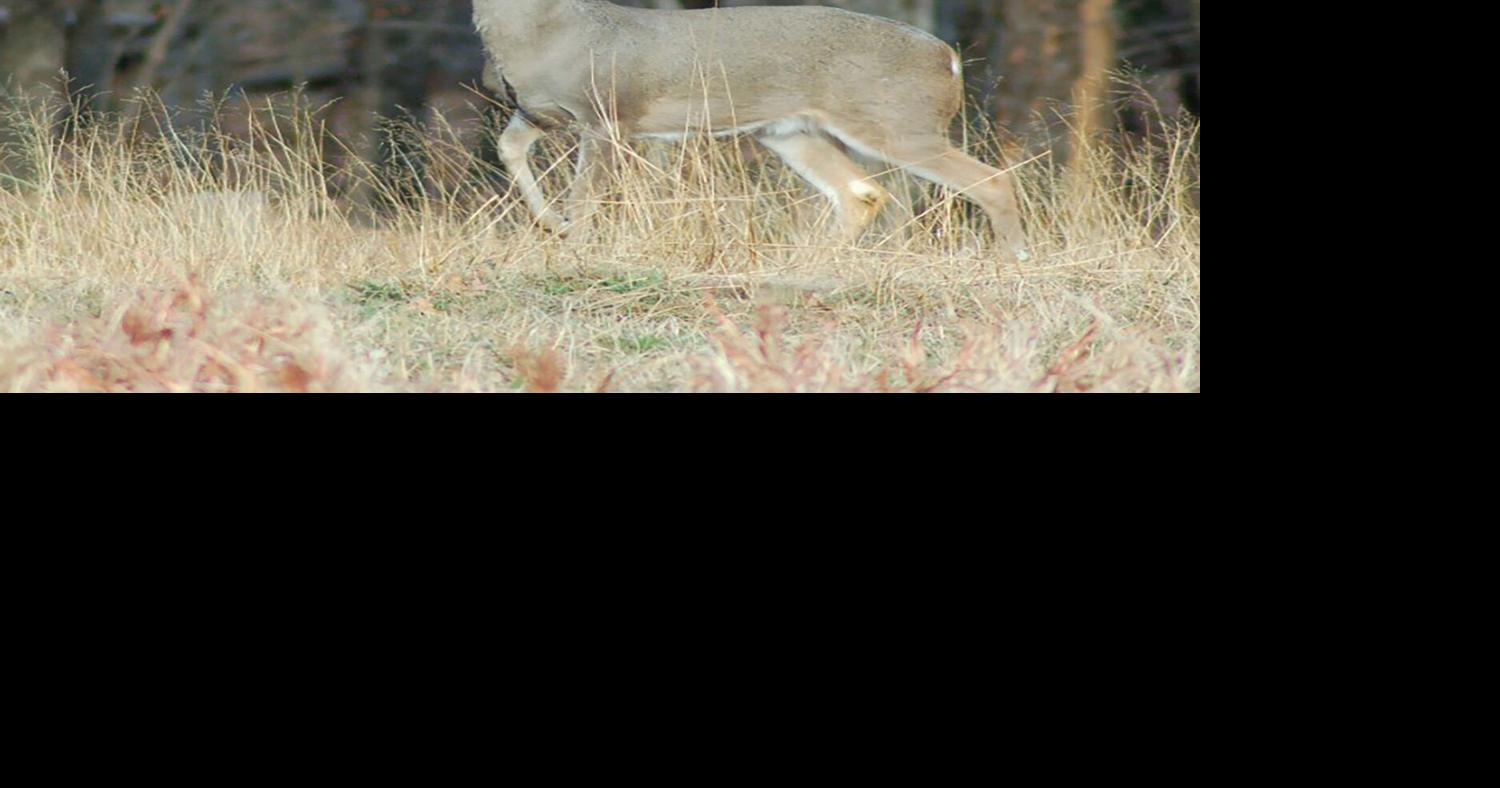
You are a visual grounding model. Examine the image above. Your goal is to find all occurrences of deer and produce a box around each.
[473,0,1026,258]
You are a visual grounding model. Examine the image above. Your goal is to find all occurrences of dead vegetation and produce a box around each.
[1,90,1199,393]
[0,275,369,392]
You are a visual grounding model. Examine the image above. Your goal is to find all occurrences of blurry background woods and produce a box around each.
[0,0,1199,190]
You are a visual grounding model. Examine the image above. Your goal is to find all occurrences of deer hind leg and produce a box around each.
[836,131,1027,259]
[756,131,889,244]
[498,113,565,233]
[559,130,624,243]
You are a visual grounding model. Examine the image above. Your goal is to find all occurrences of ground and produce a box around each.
[0,97,1199,392]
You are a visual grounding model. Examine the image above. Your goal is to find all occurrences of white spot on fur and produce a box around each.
[849,179,883,203]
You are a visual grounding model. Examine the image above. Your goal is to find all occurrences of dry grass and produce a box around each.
[0,90,1199,393]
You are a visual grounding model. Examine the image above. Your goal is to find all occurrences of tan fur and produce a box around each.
[475,0,1024,254]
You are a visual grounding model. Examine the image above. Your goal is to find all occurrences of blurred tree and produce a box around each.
[1,1,66,184]
[0,1,67,98]
[64,1,111,114]
[2,1,1195,197]
[997,0,1074,137]
[119,0,196,124]
[348,0,449,212]
[1074,0,1113,163]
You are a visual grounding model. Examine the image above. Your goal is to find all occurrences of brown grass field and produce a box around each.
[0,90,1199,392]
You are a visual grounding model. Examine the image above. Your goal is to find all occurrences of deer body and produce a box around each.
[474,0,1024,253]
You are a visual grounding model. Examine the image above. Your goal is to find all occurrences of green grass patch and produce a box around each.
[598,333,671,354]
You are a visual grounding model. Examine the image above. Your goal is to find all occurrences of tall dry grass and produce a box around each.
[0,88,1198,392]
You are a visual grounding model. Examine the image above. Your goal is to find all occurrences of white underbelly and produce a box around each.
[632,114,821,142]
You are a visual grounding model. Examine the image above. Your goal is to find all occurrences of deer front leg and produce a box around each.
[498,114,565,234]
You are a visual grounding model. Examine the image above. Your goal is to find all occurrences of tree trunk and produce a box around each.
[994,0,1121,162]
[349,0,440,214]
[1,1,67,97]
[1,1,67,186]
[120,0,196,126]
[64,0,112,115]
[1072,0,1115,166]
